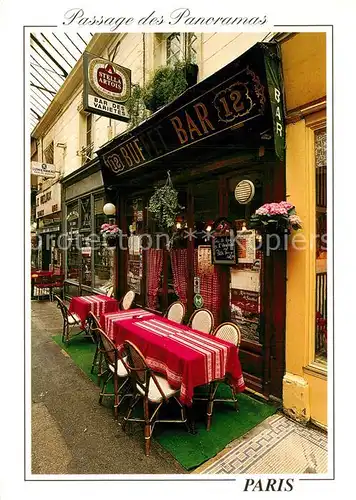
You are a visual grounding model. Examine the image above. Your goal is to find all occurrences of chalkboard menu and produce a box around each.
[212,235,237,265]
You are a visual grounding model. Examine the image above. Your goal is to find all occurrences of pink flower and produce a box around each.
[101,223,110,230]
[267,203,288,215]
[279,201,294,210]
[256,206,269,215]
[289,214,302,229]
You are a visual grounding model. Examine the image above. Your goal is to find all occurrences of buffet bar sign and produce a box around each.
[102,66,268,176]
[83,52,131,122]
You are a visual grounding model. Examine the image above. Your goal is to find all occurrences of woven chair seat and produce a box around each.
[137,374,178,403]
[166,301,185,324]
[108,357,129,377]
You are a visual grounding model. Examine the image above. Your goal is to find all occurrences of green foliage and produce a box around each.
[148,183,184,231]
[125,61,195,129]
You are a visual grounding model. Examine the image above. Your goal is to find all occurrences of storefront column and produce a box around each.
[283,118,314,424]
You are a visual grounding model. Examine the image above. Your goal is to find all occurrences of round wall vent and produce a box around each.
[234,180,255,204]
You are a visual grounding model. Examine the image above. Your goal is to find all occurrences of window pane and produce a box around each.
[315,128,327,363]
[66,201,80,282]
[167,33,181,66]
[93,196,114,290]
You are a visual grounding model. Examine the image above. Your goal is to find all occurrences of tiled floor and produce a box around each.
[195,413,328,474]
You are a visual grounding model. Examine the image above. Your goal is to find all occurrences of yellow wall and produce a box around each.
[282,33,327,428]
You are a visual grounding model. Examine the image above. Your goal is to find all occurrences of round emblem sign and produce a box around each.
[88,58,130,102]
[193,294,204,309]
[234,180,255,204]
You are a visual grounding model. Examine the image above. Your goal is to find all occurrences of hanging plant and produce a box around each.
[148,172,184,231]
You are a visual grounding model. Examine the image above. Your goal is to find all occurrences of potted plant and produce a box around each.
[100,223,121,248]
[248,201,302,251]
[148,172,184,233]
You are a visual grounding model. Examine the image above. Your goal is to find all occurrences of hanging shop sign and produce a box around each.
[31,162,56,178]
[98,42,285,181]
[83,52,131,122]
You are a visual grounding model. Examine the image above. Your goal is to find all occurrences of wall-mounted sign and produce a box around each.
[36,182,61,219]
[194,294,204,309]
[83,52,131,122]
[99,43,285,180]
[197,245,214,276]
[31,162,56,178]
[212,235,237,265]
[236,230,256,264]
[193,276,201,295]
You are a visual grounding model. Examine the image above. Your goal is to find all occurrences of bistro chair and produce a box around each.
[96,327,131,419]
[121,340,189,456]
[48,274,65,301]
[196,322,242,431]
[119,290,135,311]
[188,308,214,334]
[88,312,104,377]
[54,294,85,344]
[33,275,52,300]
[164,300,185,324]
[106,286,114,298]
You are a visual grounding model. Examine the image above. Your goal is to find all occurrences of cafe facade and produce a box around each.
[96,42,288,401]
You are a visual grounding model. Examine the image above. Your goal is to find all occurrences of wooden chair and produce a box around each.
[122,340,189,456]
[119,290,135,311]
[96,328,131,419]
[188,308,214,334]
[54,294,86,344]
[106,286,114,298]
[164,300,185,324]
[204,322,242,431]
[88,312,104,377]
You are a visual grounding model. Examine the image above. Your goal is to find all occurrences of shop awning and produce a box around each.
[96,42,285,189]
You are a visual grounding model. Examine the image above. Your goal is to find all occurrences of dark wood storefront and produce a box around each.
[96,42,286,400]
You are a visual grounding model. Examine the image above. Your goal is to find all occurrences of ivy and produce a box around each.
[148,172,184,231]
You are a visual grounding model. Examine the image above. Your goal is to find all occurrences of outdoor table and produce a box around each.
[69,294,119,329]
[100,308,157,340]
[112,315,245,407]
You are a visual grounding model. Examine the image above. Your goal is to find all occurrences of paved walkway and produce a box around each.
[31,300,328,476]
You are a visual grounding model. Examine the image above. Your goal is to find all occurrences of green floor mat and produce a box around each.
[52,334,278,470]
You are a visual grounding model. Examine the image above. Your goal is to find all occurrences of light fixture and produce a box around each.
[56,143,67,149]
[176,222,182,229]
[103,203,116,216]
[241,222,247,231]
[206,225,212,233]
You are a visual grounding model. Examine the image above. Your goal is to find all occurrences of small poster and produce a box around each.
[230,268,260,292]
[236,230,256,264]
[197,245,214,276]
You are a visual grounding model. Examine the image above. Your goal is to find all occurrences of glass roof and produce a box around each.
[30,32,94,131]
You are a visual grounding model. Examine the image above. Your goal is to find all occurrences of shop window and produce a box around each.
[93,196,113,290]
[315,128,327,363]
[166,33,198,66]
[44,141,54,164]
[66,201,80,282]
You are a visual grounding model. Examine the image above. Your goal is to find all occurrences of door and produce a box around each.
[225,165,286,399]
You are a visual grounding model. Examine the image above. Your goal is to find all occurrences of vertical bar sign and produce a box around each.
[264,44,285,161]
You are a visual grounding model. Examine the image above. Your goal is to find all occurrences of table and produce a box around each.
[69,295,119,328]
[100,309,156,340]
[112,315,245,407]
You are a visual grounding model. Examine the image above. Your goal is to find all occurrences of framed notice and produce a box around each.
[236,230,256,264]
[197,245,214,276]
[212,235,237,265]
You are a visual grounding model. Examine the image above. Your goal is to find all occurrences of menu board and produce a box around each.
[212,235,236,265]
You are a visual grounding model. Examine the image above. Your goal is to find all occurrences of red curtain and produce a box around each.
[147,249,163,310]
[194,250,221,325]
[170,249,188,304]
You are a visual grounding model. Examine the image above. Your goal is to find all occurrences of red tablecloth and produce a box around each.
[31,270,53,278]
[112,316,245,406]
[100,309,157,340]
[69,295,119,328]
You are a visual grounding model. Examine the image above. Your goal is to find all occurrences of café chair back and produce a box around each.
[165,300,185,324]
[214,322,241,347]
[122,340,189,456]
[106,286,114,298]
[49,274,65,301]
[120,290,135,311]
[188,308,214,334]
[201,322,242,430]
[96,328,131,419]
[54,294,85,344]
